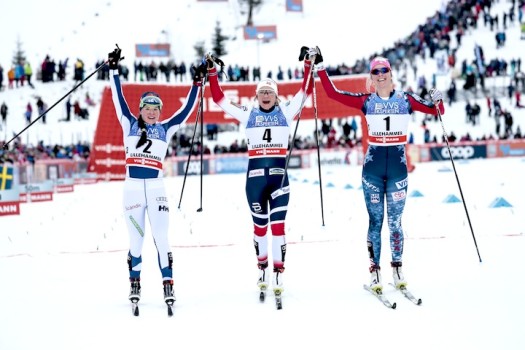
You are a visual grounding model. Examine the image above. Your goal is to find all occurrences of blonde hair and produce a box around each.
[366,77,374,93]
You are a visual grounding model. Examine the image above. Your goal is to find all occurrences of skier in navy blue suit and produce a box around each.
[312,47,445,293]
[206,50,313,298]
[107,47,207,307]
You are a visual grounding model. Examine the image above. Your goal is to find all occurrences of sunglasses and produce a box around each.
[139,95,163,109]
[258,90,275,96]
[371,67,390,75]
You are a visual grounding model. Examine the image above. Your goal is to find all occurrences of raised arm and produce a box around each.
[108,47,135,125]
[162,62,206,128]
[280,53,315,121]
[311,47,369,110]
[206,55,251,124]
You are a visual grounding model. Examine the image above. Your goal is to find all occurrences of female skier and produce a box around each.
[107,47,207,309]
[310,47,445,293]
[205,49,313,301]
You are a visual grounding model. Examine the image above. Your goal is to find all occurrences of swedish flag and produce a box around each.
[0,165,14,190]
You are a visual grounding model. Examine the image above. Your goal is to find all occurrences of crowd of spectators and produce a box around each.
[0,0,524,165]
[0,138,91,165]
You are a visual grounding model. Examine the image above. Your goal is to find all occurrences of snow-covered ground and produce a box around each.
[1,2,525,349]
[1,157,524,349]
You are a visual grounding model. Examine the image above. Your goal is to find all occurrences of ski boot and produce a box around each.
[129,278,141,303]
[163,279,175,316]
[369,265,382,293]
[272,267,285,293]
[272,267,285,310]
[257,262,269,302]
[163,279,176,305]
[391,261,407,289]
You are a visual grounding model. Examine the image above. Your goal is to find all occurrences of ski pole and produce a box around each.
[178,78,206,210]
[311,75,325,226]
[435,101,482,262]
[276,59,315,194]
[3,59,115,149]
[197,74,205,213]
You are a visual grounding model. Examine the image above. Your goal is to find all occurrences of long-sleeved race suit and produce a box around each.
[109,69,200,280]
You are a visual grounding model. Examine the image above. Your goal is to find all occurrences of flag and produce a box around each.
[0,165,14,190]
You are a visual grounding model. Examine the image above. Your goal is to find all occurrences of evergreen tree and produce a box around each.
[211,21,229,56]
[239,0,264,27]
[12,37,27,66]
[194,41,206,62]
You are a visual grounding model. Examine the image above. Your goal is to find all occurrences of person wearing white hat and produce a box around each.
[206,50,314,301]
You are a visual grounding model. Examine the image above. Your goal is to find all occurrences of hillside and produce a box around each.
[1,0,524,150]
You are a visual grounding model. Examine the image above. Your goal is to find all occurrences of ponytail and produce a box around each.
[136,117,148,148]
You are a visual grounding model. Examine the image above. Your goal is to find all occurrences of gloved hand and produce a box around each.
[308,47,323,65]
[191,62,208,85]
[429,88,443,103]
[205,55,215,69]
[205,52,225,69]
[298,46,309,61]
[108,46,121,70]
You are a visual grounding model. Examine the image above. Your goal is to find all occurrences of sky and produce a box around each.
[1,1,525,349]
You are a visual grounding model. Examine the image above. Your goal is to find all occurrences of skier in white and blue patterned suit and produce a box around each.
[206,50,313,296]
[107,47,207,305]
[312,47,445,292]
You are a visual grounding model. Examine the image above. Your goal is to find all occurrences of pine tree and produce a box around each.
[194,41,206,62]
[211,21,229,57]
[12,37,27,66]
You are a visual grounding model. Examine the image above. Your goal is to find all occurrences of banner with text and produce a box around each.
[90,75,369,180]
[135,44,171,58]
[244,25,278,40]
[286,0,303,12]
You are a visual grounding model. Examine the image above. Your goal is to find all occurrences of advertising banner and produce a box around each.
[73,173,98,185]
[428,143,487,161]
[19,180,54,203]
[175,158,211,176]
[55,178,75,193]
[486,140,525,158]
[286,0,303,12]
[214,156,248,174]
[135,44,170,57]
[244,25,278,40]
[91,76,368,180]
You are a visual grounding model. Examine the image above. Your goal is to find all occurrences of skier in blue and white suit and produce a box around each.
[107,47,207,304]
[206,50,313,295]
[312,47,445,293]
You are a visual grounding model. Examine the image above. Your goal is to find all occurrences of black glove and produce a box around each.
[108,47,121,70]
[206,56,214,69]
[298,46,309,61]
[191,62,208,85]
[206,53,225,69]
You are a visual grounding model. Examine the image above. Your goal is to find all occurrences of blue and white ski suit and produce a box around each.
[318,68,444,268]
[109,68,200,281]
